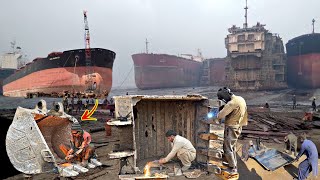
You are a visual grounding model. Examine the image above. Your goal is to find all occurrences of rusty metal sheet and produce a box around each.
[249,147,294,171]
[109,151,135,159]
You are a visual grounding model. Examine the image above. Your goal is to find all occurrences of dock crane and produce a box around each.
[83,10,96,93]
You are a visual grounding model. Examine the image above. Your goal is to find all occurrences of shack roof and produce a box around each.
[113,94,208,101]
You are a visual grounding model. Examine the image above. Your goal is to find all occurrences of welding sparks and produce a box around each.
[143,163,151,177]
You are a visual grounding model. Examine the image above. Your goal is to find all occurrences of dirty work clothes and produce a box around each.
[217,95,248,127]
[224,126,242,168]
[164,135,196,167]
[296,140,318,180]
[177,150,196,168]
[72,131,92,149]
[284,133,297,156]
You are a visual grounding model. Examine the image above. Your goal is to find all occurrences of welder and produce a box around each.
[216,87,248,174]
[59,123,95,167]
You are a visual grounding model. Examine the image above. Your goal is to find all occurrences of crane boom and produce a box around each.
[83,11,91,67]
[83,10,95,92]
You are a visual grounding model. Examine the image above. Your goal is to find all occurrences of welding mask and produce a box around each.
[217,87,232,103]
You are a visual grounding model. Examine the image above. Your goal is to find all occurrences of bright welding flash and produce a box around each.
[207,112,213,119]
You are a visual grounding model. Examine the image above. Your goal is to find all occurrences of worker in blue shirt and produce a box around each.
[294,133,318,180]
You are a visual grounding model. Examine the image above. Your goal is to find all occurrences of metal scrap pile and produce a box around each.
[241,111,306,141]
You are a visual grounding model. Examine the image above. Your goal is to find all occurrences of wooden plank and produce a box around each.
[164,101,171,155]
[150,101,157,158]
[156,101,162,156]
[172,102,177,133]
[140,101,147,160]
[199,133,220,141]
[134,104,140,162]
[184,103,188,139]
[175,102,180,135]
[181,102,185,137]
[118,126,134,150]
[159,101,166,157]
[241,130,288,136]
[190,103,195,144]
[187,103,191,138]
[146,101,152,158]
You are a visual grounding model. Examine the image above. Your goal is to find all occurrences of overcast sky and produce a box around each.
[1,0,319,88]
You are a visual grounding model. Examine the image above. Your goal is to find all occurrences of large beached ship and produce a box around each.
[3,11,116,97]
[286,19,320,88]
[224,1,287,91]
[3,48,116,97]
[132,40,203,89]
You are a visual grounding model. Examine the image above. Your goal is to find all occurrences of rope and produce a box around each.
[118,65,134,88]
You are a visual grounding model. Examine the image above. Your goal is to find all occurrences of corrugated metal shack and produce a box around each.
[108,94,211,172]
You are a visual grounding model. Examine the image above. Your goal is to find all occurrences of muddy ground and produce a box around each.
[2,87,320,180]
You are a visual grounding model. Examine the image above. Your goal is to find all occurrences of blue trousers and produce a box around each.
[298,159,312,180]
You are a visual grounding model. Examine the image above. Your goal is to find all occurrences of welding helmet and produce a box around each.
[217,87,233,103]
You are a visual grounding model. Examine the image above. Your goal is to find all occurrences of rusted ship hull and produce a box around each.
[286,33,320,88]
[132,53,202,89]
[287,53,320,88]
[199,58,226,86]
[3,67,112,97]
[3,48,115,97]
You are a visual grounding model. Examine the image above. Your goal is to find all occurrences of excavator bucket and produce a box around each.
[5,100,85,177]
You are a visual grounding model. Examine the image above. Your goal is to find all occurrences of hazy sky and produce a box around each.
[1,0,319,88]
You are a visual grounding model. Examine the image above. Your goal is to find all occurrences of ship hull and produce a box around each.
[3,48,115,97]
[286,33,320,88]
[287,53,320,88]
[132,53,202,89]
[3,67,112,97]
[0,69,15,95]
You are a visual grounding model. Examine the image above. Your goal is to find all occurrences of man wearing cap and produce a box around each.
[216,87,248,174]
[158,130,196,171]
[294,133,318,180]
[60,122,95,167]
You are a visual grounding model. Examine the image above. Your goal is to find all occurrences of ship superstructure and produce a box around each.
[0,42,27,94]
[224,0,287,90]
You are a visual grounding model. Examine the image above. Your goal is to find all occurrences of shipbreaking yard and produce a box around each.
[1,87,320,180]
